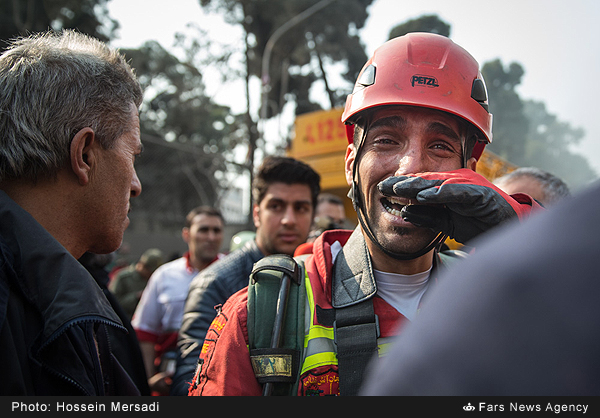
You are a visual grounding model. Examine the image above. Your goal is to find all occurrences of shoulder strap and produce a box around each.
[334,299,379,396]
[330,228,380,395]
[247,254,306,396]
[334,249,466,396]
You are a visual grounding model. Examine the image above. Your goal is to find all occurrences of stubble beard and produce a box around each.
[368,204,438,256]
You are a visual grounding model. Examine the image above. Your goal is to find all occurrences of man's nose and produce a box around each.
[281,205,297,225]
[394,146,430,176]
[131,170,142,198]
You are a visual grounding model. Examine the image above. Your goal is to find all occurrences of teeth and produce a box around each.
[382,199,404,217]
[387,196,412,206]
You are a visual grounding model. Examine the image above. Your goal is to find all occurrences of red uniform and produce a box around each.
[189,229,447,396]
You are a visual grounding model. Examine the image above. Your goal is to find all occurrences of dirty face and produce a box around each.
[346,105,470,261]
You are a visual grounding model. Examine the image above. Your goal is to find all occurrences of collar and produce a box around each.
[331,227,377,308]
[183,251,227,274]
[327,228,457,308]
[183,251,195,273]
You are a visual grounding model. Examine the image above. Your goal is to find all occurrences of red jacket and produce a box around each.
[188,229,446,396]
[188,173,542,396]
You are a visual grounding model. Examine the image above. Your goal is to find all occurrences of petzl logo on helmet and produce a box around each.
[411,74,439,88]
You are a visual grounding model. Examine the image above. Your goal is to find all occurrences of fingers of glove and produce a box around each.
[378,176,443,199]
[450,218,493,244]
[403,205,492,243]
[400,205,452,234]
[378,176,410,197]
[416,184,517,221]
[416,183,491,205]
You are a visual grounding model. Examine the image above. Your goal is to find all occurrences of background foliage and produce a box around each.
[389,15,596,188]
[1,1,595,251]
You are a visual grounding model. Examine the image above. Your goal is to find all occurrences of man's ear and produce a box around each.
[344,144,356,186]
[466,157,477,172]
[252,204,260,229]
[181,227,190,244]
[70,127,96,186]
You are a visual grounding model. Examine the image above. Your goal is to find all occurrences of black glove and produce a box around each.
[378,169,532,244]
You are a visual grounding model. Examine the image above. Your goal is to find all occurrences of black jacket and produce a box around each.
[80,253,151,396]
[0,191,140,395]
[171,239,264,395]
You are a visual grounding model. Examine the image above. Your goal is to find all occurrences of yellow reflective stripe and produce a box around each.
[306,324,333,340]
[300,266,393,375]
[302,351,337,374]
[303,270,330,343]
[302,269,337,374]
[376,339,394,357]
[302,340,393,374]
[303,270,334,345]
[303,267,316,340]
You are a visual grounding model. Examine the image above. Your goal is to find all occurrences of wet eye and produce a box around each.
[432,142,452,151]
[365,127,400,145]
[374,137,397,145]
[368,131,403,148]
[430,141,462,158]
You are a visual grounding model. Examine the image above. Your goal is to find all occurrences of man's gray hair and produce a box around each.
[494,167,571,205]
[0,29,143,182]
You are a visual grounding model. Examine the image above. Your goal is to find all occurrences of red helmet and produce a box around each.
[342,32,492,160]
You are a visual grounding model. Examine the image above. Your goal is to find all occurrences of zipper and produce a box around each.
[37,315,126,395]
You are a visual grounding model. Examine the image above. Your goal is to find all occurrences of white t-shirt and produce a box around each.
[373,267,432,321]
[329,240,431,321]
[131,256,199,339]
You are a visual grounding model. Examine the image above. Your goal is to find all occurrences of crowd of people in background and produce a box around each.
[2,26,594,399]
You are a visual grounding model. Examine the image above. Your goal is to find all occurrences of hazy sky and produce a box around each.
[108,0,600,175]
